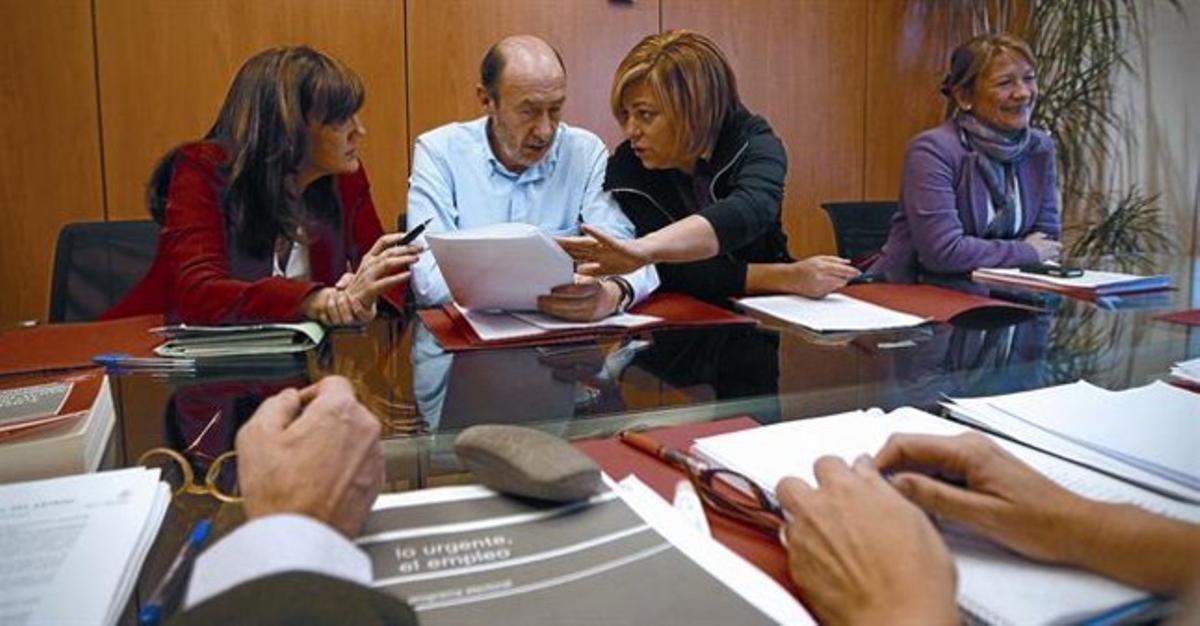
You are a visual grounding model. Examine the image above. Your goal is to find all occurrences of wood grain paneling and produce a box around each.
[864,0,971,199]
[94,0,408,229]
[406,0,659,151]
[0,1,104,326]
[663,0,868,257]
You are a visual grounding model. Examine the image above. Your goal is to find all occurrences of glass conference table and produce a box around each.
[110,268,1196,621]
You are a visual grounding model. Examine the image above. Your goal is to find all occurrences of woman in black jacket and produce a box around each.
[560,30,858,303]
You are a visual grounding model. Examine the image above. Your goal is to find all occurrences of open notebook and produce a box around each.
[691,407,1200,626]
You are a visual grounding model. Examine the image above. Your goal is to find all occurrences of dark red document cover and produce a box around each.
[841,283,1042,322]
[1155,309,1200,327]
[574,417,799,597]
[419,292,757,352]
[0,315,163,377]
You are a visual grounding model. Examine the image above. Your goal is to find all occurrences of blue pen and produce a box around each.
[93,353,197,374]
[1079,595,1170,626]
[138,519,212,626]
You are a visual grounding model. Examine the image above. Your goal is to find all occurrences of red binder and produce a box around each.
[0,315,163,377]
[840,283,1042,322]
[418,292,757,352]
[574,417,800,597]
[1155,309,1200,327]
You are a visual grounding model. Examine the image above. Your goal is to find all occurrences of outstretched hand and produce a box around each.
[556,224,652,276]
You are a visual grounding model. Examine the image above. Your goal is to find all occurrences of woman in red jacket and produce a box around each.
[105,46,417,325]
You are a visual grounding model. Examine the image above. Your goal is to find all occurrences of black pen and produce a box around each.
[398,217,432,246]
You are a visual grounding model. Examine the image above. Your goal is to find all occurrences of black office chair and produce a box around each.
[48,220,160,322]
[820,201,899,269]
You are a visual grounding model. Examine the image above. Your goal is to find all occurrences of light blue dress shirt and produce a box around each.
[407,117,658,307]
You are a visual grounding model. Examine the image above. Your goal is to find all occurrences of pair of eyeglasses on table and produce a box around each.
[618,429,784,536]
[136,410,242,503]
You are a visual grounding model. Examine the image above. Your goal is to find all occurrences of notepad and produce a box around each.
[972,267,1172,296]
[151,321,324,358]
[690,407,1200,626]
[735,293,929,332]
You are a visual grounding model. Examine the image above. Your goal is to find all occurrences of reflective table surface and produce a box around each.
[112,266,1197,620]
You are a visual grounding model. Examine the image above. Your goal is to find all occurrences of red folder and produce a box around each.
[418,292,757,352]
[0,315,163,376]
[574,417,799,597]
[840,283,1042,322]
[1155,309,1200,327]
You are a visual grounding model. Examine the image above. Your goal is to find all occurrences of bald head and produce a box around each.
[480,35,566,102]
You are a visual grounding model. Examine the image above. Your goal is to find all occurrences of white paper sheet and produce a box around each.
[736,293,928,332]
[456,306,661,343]
[973,267,1171,294]
[428,223,574,311]
[979,380,1200,489]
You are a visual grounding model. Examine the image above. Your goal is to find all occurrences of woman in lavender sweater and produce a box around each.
[871,34,1062,284]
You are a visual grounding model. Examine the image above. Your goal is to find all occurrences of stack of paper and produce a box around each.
[943,380,1200,501]
[735,294,929,332]
[691,407,1200,625]
[0,467,170,626]
[152,321,325,358]
[456,305,661,342]
[972,267,1172,296]
[0,370,115,484]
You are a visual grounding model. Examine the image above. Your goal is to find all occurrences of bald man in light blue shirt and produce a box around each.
[407,35,657,321]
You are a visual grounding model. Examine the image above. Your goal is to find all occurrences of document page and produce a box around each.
[360,485,778,625]
[982,380,1200,489]
[428,223,574,311]
[0,382,72,427]
[0,467,170,626]
[736,294,928,332]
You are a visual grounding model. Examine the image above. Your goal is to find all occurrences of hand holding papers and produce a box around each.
[427,223,573,311]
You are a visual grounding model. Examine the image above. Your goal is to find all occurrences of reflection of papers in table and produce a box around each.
[736,293,929,332]
[427,223,574,311]
[692,407,1200,626]
[359,483,806,625]
[0,467,170,626]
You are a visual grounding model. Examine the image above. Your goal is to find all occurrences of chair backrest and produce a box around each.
[48,220,160,323]
[820,201,899,267]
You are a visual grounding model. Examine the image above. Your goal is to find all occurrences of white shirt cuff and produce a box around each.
[183,514,371,608]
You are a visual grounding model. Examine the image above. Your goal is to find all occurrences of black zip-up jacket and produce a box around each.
[604,106,792,304]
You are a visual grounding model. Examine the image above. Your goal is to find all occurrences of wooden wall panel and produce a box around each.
[864,0,971,199]
[406,0,659,152]
[94,0,408,230]
[663,0,868,257]
[0,1,104,326]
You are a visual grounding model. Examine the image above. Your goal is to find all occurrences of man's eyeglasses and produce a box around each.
[618,430,783,536]
[137,410,242,503]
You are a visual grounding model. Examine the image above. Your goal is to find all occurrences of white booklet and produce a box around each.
[691,407,1200,626]
[0,467,170,626]
[427,223,574,311]
[736,293,928,332]
[944,380,1200,496]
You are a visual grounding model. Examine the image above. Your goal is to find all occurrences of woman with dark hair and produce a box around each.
[558,30,859,303]
[104,46,417,324]
[869,34,1062,283]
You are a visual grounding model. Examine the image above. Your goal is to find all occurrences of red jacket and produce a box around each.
[103,142,403,324]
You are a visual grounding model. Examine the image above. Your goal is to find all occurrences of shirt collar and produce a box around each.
[478,117,564,182]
